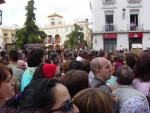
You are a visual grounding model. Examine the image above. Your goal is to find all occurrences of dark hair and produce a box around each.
[134,49,150,82]
[61,70,89,97]
[73,88,114,113]
[32,64,44,80]
[27,49,45,67]
[51,53,58,61]
[8,50,19,62]
[116,65,134,85]
[5,79,60,113]
[69,60,84,70]
[0,64,12,85]
[125,53,137,69]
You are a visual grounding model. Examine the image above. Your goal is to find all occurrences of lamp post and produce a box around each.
[0,9,2,25]
[122,8,126,19]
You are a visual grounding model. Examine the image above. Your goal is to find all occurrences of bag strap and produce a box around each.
[94,81,106,88]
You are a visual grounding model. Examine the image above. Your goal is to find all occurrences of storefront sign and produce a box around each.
[103,33,117,39]
[128,32,143,38]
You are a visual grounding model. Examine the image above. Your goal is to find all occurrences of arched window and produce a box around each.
[55,34,60,43]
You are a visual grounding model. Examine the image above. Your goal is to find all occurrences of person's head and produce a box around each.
[8,49,19,62]
[33,63,60,80]
[90,57,112,81]
[0,64,15,106]
[69,60,84,71]
[27,49,45,67]
[134,49,150,82]
[17,60,27,71]
[73,88,114,113]
[125,53,137,69]
[6,79,79,113]
[51,53,61,65]
[62,60,72,73]
[65,52,75,60]
[116,65,134,85]
[61,70,89,97]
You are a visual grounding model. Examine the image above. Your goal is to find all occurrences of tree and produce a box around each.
[15,0,47,49]
[64,24,84,49]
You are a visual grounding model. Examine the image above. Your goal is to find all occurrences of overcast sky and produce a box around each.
[0,0,92,27]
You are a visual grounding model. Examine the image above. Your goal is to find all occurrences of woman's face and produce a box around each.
[0,72,15,102]
[51,84,79,113]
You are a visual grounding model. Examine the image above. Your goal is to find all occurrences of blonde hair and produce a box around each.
[73,88,114,113]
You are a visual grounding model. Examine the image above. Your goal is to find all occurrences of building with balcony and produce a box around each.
[42,13,92,50]
[0,26,17,49]
[91,0,150,51]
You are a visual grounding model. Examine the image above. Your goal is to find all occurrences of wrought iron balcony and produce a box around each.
[128,0,142,3]
[103,24,117,32]
[102,0,116,4]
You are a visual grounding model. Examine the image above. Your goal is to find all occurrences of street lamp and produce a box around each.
[122,8,126,19]
[0,10,2,25]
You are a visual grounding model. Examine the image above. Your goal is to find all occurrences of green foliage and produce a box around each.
[64,24,84,49]
[15,0,47,49]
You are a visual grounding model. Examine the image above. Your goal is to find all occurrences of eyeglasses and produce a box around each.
[51,99,73,112]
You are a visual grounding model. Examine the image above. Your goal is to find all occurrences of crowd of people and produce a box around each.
[0,48,150,113]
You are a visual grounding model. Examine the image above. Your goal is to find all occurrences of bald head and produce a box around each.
[90,57,110,73]
[17,60,27,70]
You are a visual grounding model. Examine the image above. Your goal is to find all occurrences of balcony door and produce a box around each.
[130,10,139,30]
[105,11,114,31]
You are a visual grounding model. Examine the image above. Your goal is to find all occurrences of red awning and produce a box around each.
[0,0,5,4]
[103,33,117,39]
[128,32,143,38]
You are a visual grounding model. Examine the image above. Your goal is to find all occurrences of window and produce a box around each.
[105,11,114,31]
[128,0,142,3]
[4,33,8,37]
[103,0,116,4]
[130,10,139,30]
[58,22,61,25]
[51,18,54,21]
[80,27,84,31]
[51,22,55,26]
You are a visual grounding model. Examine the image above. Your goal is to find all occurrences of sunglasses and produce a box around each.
[51,99,73,112]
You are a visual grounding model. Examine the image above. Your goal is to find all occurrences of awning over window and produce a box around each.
[103,33,117,39]
[0,0,5,4]
[128,32,143,38]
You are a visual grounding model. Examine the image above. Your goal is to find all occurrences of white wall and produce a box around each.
[117,34,129,50]
[0,29,2,48]
[91,0,104,32]
[142,33,150,50]
[93,34,103,50]
[141,0,150,30]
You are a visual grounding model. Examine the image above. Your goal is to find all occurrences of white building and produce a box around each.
[0,25,18,49]
[42,13,92,49]
[90,0,150,51]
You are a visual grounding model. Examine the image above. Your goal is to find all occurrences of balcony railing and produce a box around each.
[102,0,116,4]
[103,24,117,32]
[128,24,143,31]
[128,0,142,3]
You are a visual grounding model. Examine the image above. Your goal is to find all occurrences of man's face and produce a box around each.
[100,60,112,81]
[54,55,61,64]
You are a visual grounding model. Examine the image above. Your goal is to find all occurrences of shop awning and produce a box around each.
[128,32,143,38]
[103,33,117,39]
